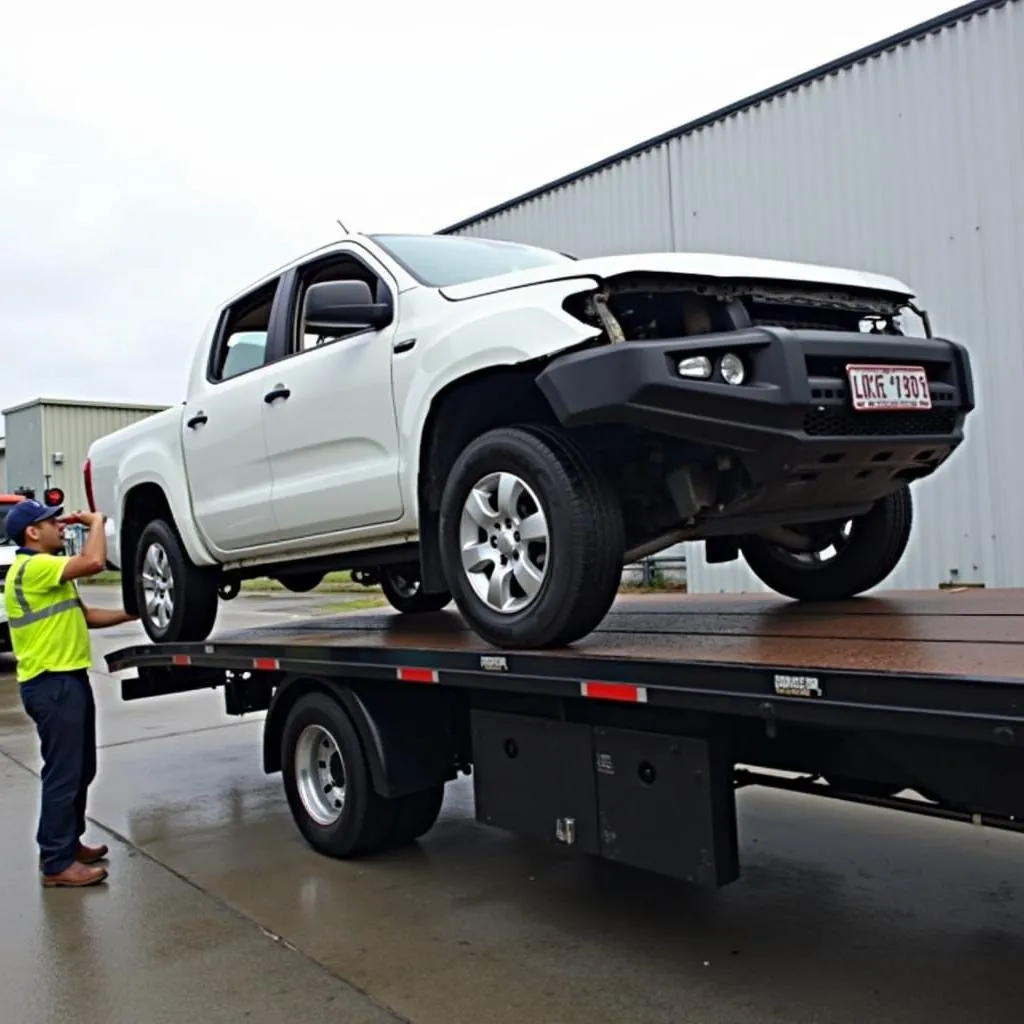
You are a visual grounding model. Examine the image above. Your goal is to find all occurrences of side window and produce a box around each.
[209,279,280,383]
[292,256,389,354]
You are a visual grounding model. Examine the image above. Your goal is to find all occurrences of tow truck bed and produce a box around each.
[107,590,1024,888]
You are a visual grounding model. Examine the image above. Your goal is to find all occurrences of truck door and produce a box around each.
[180,278,281,552]
[261,250,404,542]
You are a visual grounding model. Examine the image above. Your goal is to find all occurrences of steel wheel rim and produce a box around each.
[458,471,550,614]
[388,570,420,599]
[141,541,175,631]
[771,520,854,569]
[295,724,347,826]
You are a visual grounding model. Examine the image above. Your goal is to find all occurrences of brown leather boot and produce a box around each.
[41,861,108,888]
[38,843,110,870]
[76,842,109,864]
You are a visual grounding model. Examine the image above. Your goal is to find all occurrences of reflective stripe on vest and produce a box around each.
[7,558,82,630]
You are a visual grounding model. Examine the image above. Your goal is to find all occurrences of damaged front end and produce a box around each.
[565,270,930,349]
[540,270,972,561]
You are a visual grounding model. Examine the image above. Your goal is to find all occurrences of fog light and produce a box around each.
[678,355,712,379]
[719,352,745,385]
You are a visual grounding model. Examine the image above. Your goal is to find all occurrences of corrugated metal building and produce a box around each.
[440,0,1022,593]
[1,398,169,511]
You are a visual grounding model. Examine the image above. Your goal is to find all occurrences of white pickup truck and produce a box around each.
[85,232,975,649]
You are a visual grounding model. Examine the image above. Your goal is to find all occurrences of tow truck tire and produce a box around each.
[740,485,914,602]
[386,784,446,847]
[281,691,397,859]
[380,566,452,614]
[438,424,624,649]
[134,519,219,643]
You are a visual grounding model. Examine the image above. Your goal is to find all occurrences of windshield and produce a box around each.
[371,234,574,288]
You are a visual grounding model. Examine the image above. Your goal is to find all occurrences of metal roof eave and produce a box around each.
[436,0,1009,235]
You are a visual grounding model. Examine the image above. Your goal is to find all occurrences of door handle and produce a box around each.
[186,412,208,429]
[264,385,291,404]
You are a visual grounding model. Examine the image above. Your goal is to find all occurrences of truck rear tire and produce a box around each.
[281,691,397,858]
[740,485,914,601]
[380,565,452,614]
[438,424,624,648]
[134,519,219,643]
[386,784,445,847]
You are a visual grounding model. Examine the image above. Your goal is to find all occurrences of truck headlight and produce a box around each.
[719,352,745,385]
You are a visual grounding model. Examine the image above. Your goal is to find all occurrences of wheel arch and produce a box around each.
[415,364,560,592]
[263,675,461,799]
[119,479,219,613]
[120,482,176,615]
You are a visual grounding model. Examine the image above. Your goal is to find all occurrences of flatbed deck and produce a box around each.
[113,588,1024,675]
[107,589,1024,886]
[109,588,1024,744]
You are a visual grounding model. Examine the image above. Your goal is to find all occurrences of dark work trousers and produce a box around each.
[19,670,97,875]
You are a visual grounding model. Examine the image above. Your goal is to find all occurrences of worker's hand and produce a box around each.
[64,510,105,527]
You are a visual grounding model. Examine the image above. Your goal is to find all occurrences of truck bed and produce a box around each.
[108,589,1024,747]
[202,588,1024,677]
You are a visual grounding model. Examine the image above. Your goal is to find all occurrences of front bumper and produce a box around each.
[535,327,975,521]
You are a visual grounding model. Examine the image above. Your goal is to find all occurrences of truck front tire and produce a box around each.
[740,485,914,601]
[133,519,219,643]
[438,424,624,648]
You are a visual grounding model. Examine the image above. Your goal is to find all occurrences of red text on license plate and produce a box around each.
[846,364,932,411]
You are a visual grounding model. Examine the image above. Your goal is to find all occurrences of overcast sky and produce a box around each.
[1,0,954,417]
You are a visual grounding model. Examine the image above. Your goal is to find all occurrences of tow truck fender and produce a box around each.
[261,674,460,800]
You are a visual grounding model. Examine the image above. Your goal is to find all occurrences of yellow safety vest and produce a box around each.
[3,551,92,683]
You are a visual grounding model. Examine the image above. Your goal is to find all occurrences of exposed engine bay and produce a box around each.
[564,272,929,343]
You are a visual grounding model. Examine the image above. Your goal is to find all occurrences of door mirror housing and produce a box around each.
[303,280,393,331]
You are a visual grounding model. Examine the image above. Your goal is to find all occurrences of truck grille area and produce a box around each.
[804,407,959,437]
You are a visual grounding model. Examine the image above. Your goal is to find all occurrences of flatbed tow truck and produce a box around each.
[107,589,1024,889]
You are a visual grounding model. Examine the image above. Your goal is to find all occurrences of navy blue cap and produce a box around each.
[5,499,63,544]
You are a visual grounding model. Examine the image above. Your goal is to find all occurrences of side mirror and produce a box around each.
[304,280,393,332]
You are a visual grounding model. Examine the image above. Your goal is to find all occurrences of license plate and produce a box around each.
[846,364,932,411]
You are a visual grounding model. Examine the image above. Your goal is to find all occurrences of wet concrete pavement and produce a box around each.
[2,588,1022,1023]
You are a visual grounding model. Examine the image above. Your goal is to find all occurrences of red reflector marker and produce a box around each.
[580,681,648,703]
[172,654,191,667]
[397,667,438,684]
[253,657,280,671]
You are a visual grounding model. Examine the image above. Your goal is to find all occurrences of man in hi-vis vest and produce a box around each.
[4,499,136,888]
